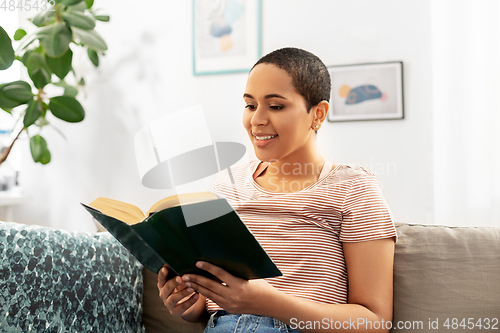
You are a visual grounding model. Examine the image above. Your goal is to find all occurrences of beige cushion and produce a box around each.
[142,267,207,333]
[393,223,500,332]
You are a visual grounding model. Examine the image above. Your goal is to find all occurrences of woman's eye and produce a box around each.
[270,105,283,110]
[245,105,256,110]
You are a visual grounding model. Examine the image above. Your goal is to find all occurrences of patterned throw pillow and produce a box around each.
[0,221,144,333]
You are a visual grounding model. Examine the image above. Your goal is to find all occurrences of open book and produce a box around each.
[81,192,282,280]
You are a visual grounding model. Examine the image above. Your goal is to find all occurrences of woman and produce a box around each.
[158,47,397,333]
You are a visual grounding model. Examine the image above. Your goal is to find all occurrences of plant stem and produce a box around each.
[0,127,25,166]
[55,4,62,22]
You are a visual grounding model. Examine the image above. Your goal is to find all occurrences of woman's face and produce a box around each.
[243,63,317,163]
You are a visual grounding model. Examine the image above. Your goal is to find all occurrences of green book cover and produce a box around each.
[81,198,282,281]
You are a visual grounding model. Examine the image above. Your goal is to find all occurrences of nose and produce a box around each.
[249,106,268,127]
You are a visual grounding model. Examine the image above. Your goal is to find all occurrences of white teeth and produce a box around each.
[255,135,277,141]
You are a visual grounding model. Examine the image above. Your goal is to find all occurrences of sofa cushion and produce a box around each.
[0,222,144,333]
[142,267,207,333]
[393,223,500,332]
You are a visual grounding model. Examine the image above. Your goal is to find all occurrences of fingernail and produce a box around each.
[176,277,182,283]
[196,262,203,268]
[194,293,199,299]
[162,267,167,274]
[182,276,190,281]
[187,287,194,293]
[185,282,191,287]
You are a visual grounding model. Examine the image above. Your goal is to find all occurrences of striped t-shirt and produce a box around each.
[205,159,397,312]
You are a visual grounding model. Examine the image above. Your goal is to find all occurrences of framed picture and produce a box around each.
[192,0,262,75]
[327,61,404,122]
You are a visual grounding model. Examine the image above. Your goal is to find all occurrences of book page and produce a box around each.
[147,191,219,215]
[88,197,146,225]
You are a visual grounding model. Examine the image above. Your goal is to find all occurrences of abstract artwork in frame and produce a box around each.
[327,62,404,122]
[193,0,262,75]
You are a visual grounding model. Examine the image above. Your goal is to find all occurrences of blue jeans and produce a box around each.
[203,311,303,333]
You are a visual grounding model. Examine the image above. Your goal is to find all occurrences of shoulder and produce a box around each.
[329,163,377,183]
[212,160,260,187]
[318,163,383,201]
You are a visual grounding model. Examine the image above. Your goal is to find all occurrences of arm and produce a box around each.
[267,237,396,332]
[182,237,395,332]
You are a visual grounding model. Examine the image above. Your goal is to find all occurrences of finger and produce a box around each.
[174,276,188,291]
[195,261,236,286]
[184,280,224,307]
[182,273,227,298]
[166,285,198,309]
[157,266,169,289]
[168,292,200,317]
[159,275,183,301]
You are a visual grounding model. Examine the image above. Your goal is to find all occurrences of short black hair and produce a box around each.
[251,47,331,113]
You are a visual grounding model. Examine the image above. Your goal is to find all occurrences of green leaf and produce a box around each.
[72,27,107,51]
[0,26,15,70]
[51,80,78,97]
[27,53,51,89]
[37,23,72,57]
[60,0,83,6]
[21,50,33,67]
[1,107,12,115]
[67,1,87,11]
[30,67,51,89]
[84,0,94,8]
[48,96,85,122]
[32,11,56,27]
[16,32,38,52]
[45,48,73,80]
[24,99,43,127]
[94,15,110,22]
[14,29,27,41]
[87,48,98,66]
[1,80,33,103]
[0,81,32,109]
[40,148,51,164]
[62,11,96,30]
[0,85,21,109]
[63,85,79,97]
[35,114,49,127]
[51,80,67,88]
[30,134,51,164]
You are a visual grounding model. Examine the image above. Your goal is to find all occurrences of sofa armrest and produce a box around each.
[0,221,144,332]
[392,223,500,332]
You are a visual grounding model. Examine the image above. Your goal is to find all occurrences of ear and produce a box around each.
[314,100,329,123]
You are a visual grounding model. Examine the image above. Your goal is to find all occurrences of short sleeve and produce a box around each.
[340,174,397,243]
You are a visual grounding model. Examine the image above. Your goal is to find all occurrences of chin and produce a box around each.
[254,151,279,163]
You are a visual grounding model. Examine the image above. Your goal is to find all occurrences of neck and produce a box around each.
[265,145,326,180]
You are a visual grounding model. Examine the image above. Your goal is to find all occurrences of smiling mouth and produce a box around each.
[255,134,278,141]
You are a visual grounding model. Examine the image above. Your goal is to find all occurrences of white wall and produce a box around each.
[260,0,434,225]
[431,0,500,227]
[8,0,495,231]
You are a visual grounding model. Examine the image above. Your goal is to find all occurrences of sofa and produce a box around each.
[0,221,499,332]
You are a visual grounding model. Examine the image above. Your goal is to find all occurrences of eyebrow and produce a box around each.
[243,93,287,100]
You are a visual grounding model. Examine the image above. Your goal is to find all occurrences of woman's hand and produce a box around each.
[157,265,200,317]
[180,261,279,315]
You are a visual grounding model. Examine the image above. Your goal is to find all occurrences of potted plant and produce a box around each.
[0,0,109,165]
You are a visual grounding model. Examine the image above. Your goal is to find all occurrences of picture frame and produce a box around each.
[192,0,262,76]
[327,61,404,122]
